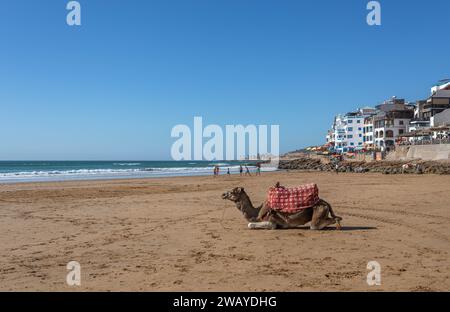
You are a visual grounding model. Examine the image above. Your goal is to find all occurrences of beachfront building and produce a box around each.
[430,108,450,140]
[326,80,450,149]
[328,107,376,153]
[422,89,450,120]
[363,116,375,149]
[431,108,450,127]
[343,112,365,151]
[331,115,347,153]
[373,97,414,151]
[402,81,450,142]
[407,100,431,142]
[325,129,334,145]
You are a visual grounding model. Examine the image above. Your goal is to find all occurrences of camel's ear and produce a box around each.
[238,187,245,193]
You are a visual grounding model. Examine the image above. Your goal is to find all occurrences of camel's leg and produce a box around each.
[335,219,342,230]
[310,203,337,230]
[256,202,272,221]
[311,218,337,230]
[314,199,343,230]
[310,203,327,230]
[248,222,277,230]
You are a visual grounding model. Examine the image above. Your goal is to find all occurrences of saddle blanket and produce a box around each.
[267,183,320,214]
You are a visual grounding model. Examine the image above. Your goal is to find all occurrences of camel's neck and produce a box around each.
[236,193,261,222]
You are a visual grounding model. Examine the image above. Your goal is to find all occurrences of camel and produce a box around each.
[222,186,342,230]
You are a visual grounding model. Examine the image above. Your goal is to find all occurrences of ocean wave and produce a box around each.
[208,163,232,166]
[0,168,143,178]
[113,163,142,166]
[0,166,239,178]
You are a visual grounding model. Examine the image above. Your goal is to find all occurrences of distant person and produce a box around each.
[239,165,243,176]
[245,166,251,176]
[227,168,230,175]
[256,163,261,176]
[335,163,339,174]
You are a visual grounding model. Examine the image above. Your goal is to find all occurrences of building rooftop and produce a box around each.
[376,103,413,112]
[431,90,450,98]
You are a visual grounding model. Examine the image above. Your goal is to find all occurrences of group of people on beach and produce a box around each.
[213,163,261,177]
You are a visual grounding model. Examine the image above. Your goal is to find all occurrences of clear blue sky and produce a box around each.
[1,0,449,160]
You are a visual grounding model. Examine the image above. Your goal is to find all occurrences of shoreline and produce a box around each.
[1,167,449,186]
[0,169,281,185]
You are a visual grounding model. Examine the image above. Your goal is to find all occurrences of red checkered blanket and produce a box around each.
[267,183,320,214]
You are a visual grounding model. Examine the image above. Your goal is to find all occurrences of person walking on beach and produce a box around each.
[227,168,230,175]
[239,165,243,176]
[256,163,261,176]
[335,163,339,174]
[245,166,251,176]
[213,166,219,177]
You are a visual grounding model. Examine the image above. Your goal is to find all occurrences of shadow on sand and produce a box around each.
[327,226,377,231]
[280,226,378,231]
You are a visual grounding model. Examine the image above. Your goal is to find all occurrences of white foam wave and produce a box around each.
[113,163,142,166]
[0,164,278,183]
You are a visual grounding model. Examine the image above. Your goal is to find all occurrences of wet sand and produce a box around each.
[0,171,449,291]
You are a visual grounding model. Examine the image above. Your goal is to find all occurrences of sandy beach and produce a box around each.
[0,171,449,291]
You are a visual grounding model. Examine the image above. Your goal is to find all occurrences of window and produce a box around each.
[358,127,362,131]
[348,120,353,124]
[347,135,353,139]
[358,142,362,145]
[359,134,362,137]
[399,129,404,135]
[347,127,353,131]
[399,120,404,125]
[350,143,354,146]
[357,120,360,123]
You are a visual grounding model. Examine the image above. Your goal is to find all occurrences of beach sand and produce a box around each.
[0,171,449,291]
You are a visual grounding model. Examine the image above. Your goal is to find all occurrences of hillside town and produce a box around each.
[325,79,450,155]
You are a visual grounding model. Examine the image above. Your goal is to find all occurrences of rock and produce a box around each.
[279,157,450,175]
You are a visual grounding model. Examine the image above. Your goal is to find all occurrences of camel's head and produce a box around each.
[222,187,246,203]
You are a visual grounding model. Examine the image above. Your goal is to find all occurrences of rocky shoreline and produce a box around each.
[278,158,450,175]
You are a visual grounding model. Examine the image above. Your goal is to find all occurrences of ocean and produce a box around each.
[0,161,273,183]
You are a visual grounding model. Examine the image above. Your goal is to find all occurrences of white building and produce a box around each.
[363,116,375,149]
[332,115,347,153]
[328,108,376,153]
[431,108,450,127]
